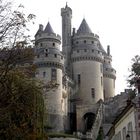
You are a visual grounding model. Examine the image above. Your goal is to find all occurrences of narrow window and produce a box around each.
[127,122,133,140]
[54,54,57,58]
[40,43,43,47]
[92,49,94,52]
[101,77,103,86]
[53,43,55,46]
[46,53,48,57]
[100,64,103,73]
[77,74,81,85]
[92,41,94,44]
[51,69,57,81]
[43,72,46,77]
[122,127,126,140]
[77,50,79,53]
[91,88,95,98]
[84,40,86,43]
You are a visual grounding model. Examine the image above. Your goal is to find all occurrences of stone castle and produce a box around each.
[34,3,116,138]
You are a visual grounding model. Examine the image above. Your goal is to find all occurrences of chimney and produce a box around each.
[72,28,76,36]
[107,45,110,56]
[39,24,43,31]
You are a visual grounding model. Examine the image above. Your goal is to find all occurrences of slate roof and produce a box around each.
[44,22,54,34]
[77,18,92,34]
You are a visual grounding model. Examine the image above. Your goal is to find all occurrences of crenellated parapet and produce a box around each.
[35,33,61,44]
[103,67,116,79]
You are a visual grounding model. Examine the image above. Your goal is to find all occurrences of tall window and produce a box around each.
[91,88,95,98]
[117,131,121,140]
[128,122,133,140]
[51,69,57,81]
[100,64,103,73]
[77,74,81,86]
[101,76,103,86]
[122,127,126,140]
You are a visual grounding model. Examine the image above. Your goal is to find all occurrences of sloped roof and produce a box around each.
[44,22,54,34]
[77,18,92,34]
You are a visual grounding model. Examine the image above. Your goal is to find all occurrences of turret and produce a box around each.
[103,45,116,99]
[71,18,105,132]
[34,22,65,132]
[71,18,104,104]
[61,3,72,72]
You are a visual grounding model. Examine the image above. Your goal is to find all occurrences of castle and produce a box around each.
[34,3,116,138]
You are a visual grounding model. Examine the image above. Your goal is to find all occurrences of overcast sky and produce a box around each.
[16,0,140,95]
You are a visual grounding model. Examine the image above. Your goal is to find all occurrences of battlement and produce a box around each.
[103,67,116,79]
[34,54,64,66]
[61,6,72,16]
[71,48,104,63]
[35,33,61,43]
[73,33,99,40]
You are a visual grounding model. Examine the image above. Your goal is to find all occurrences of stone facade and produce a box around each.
[34,3,116,136]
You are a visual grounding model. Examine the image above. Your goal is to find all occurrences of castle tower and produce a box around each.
[71,19,104,105]
[71,19,104,132]
[103,45,116,99]
[34,22,65,132]
[61,3,72,72]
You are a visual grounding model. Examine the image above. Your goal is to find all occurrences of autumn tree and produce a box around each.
[0,0,44,139]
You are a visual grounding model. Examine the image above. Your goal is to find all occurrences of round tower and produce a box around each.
[71,19,104,105]
[34,22,64,132]
[103,45,116,99]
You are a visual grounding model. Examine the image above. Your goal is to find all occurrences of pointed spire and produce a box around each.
[77,18,92,35]
[44,22,55,34]
[65,2,68,8]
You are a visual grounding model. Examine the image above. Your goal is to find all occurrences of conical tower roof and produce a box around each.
[44,22,54,34]
[77,18,92,34]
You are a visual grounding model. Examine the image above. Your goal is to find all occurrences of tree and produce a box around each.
[127,55,140,96]
[0,0,35,48]
[0,68,44,139]
[0,0,44,139]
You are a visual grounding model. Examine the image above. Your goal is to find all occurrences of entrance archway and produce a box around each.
[83,112,95,132]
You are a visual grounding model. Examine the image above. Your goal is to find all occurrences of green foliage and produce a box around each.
[0,0,45,139]
[0,68,44,139]
[128,89,136,99]
[128,55,140,87]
